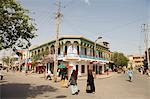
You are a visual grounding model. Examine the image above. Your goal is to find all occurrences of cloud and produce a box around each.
[84,0,90,5]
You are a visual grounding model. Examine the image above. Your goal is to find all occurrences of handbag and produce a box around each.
[86,84,91,91]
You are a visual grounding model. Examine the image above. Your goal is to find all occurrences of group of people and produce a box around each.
[138,66,150,76]
[69,69,95,95]
[45,68,95,95]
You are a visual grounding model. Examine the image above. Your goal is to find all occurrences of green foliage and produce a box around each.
[2,56,13,67]
[31,51,50,67]
[0,0,37,50]
[111,52,129,67]
[32,55,41,62]
[31,54,42,67]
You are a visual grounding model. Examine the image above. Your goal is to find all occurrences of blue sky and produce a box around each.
[19,0,150,55]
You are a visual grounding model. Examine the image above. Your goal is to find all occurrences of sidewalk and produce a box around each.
[78,72,114,80]
[28,72,115,80]
[5,71,114,81]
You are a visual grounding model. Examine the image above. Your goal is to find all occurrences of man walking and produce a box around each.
[127,68,133,82]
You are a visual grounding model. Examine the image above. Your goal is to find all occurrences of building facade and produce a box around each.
[128,55,144,69]
[29,35,112,76]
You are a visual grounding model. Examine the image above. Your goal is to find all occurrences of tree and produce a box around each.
[0,0,37,50]
[2,56,13,67]
[31,54,42,68]
[111,52,129,67]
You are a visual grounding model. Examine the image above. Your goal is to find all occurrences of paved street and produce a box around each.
[0,71,150,99]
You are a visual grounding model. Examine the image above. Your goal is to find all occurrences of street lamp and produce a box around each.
[94,36,102,58]
[94,36,102,78]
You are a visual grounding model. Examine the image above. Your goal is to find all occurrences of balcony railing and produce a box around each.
[79,55,94,59]
[79,55,108,61]
[38,53,109,62]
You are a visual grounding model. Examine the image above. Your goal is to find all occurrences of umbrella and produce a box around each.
[58,64,66,69]
[67,65,73,69]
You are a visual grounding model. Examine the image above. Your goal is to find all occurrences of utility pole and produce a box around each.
[54,0,62,82]
[143,24,150,68]
[25,49,29,73]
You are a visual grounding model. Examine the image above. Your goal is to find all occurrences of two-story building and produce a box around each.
[29,35,112,76]
[128,55,144,69]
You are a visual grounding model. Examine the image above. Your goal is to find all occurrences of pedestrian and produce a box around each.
[61,68,69,88]
[123,66,126,74]
[69,70,79,95]
[45,70,52,80]
[86,70,95,93]
[127,68,133,82]
[0,69,4,80]
[140,66,144,75]
[106,66,109,75]
[146,68,150,76]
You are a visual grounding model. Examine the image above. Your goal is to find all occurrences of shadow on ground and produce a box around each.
[1,83,58,99]
[55,95,67,98]
[0,80,7,83]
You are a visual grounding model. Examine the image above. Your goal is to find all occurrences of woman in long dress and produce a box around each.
[69,70,79,95]
[86,70,95,93]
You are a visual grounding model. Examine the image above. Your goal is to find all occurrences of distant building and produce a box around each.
[127,55,144,69]
[10,49,32,72]
[0,61,2,68]
[29,35,112,76]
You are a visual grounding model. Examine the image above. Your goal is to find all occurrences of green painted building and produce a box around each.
[29,35,112,76]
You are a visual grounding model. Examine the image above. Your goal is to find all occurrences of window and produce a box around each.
[38,50,40,55]
[76,65,78,71]
[84,48,87,55]
[42,48,44,53]
[0,63,2,67]
[93,49,95,57]
[65,46,67,54]
[93,65,95,71]
[81,65,85,73]
[58,47,60,55]
[35,51,37,55]
[77,46,79,55]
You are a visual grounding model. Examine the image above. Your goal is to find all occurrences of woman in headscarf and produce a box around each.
[86,70,95,93]
[69,70,79,95]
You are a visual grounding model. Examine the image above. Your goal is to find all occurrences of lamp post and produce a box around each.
[94,36,102,78]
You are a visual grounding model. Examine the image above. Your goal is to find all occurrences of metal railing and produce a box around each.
[58,54,108,61]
